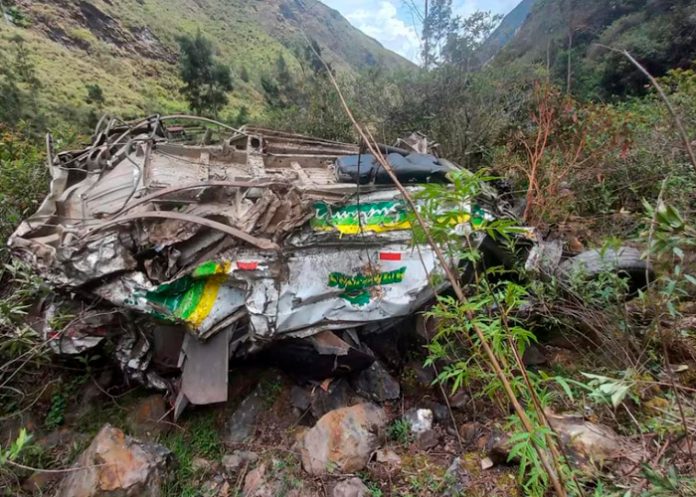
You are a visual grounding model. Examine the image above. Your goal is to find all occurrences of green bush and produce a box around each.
[0,126,47,258]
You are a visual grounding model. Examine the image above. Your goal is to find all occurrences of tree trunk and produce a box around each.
[423,0,429,69]
[566,30,573,95]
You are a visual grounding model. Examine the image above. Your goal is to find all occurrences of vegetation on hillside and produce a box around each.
[177,31,233,117]
[0,0,412,127]
[495,0,696,99]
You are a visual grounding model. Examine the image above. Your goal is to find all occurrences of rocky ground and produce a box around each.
[2,319,668,497]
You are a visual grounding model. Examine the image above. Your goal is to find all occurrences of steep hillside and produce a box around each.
[478,0,536,65]
[491,0,696,98]
[0,0,413,123]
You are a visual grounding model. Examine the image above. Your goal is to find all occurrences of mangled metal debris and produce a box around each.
[9,115,649,414]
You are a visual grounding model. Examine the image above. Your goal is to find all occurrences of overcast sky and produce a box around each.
[322,0,521,62]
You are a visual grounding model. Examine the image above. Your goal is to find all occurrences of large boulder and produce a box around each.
[547,412,643,470]
[55,424,171,497]
[299,403,387,475]
[489,412,644,472]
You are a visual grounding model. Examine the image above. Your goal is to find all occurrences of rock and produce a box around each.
[404,408,433,434]
[226,386,266,445]
[488,412,643,472]
[416,429,439,450]
[332,477,370,497]
[55,424,171,497]
[546,411,638,469]
[243,463,277,497]
[522,344,547,367]
[202,475,231,497]
[375,448,401,467]
[310,378,353,418]
[242,458,313,497]
[191,457,217,473]
[222,450,259,473]
[459,422,484,447]
[290,386,311,411]
[128,394,170,438]
[442,457,470,497]
[448,391,470,410]
[72,371,115,420]
[351,360,400,402]
[488,431,514,465]
[362,329,402,368]
[424,401,448,423]
[480,456,494,470]
[300,403,387,475]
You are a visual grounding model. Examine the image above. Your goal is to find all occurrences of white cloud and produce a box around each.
[324,0,422,62]
[322,0,522,63]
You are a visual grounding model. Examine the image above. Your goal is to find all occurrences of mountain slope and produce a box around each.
[1,0,413,122]
[491,0,696,98]
[478,0,536,65]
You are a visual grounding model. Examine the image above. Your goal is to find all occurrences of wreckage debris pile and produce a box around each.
[8,117,478,414]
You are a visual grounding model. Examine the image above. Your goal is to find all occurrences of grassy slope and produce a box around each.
[3,0,412,124]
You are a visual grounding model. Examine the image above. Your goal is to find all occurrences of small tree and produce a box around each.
[0,36,41,127]
[233,105,249,127]
[239,65,250,83]
[177,31,233,117]
[85,83,105,107]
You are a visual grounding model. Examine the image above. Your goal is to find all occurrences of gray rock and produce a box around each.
[404,408,433,434]
[55,424,171,497]
[290,386,311,411]
[300,403,387,475]
[22,471,60,494]
[442,457,470,497]
[310,378,353,418]
[362,329,402,368]
[522,344,547,366]
[424,401,449,423]
[415,429,439,450]
[332,477,370,497]
[351,360,400,402]
[226,386,266,444]
[222,450,259,473]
